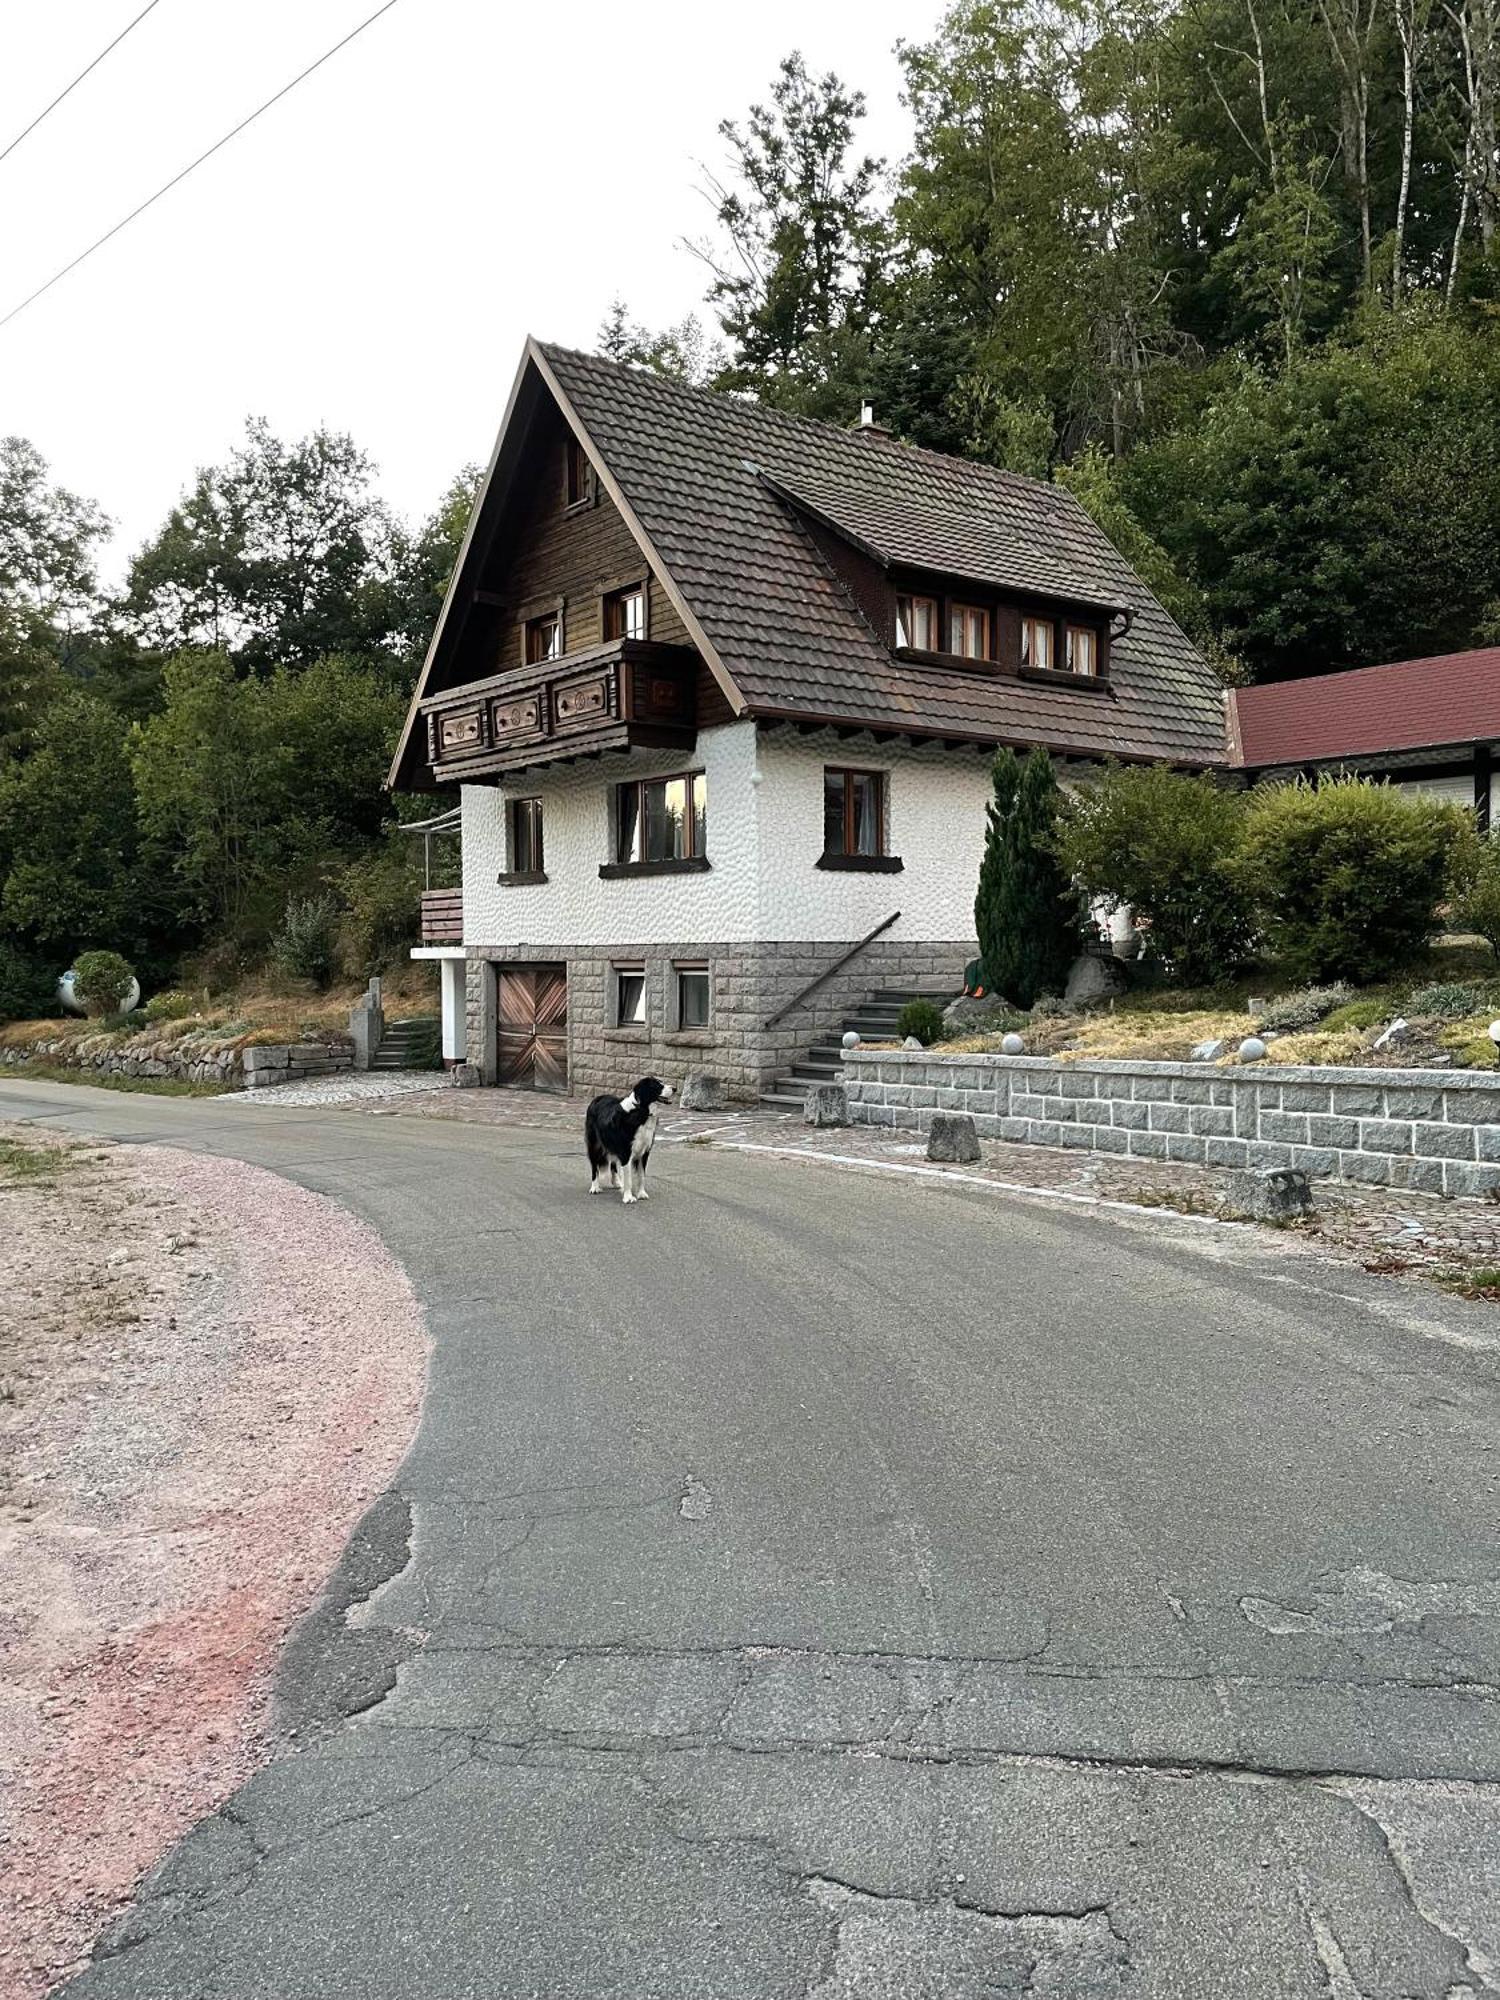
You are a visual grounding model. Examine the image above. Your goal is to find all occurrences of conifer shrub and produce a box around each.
[974,748,1078,1006]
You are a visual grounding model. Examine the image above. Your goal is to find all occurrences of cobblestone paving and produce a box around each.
[228,1070,456,1110]
[386,1081,1500,1295]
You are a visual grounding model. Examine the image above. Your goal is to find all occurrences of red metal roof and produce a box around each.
[1230,647,1500,767]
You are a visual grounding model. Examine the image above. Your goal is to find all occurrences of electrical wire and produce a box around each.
[0,0,164,167]
[0,0,403,332]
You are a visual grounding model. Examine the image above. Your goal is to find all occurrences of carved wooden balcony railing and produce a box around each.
[419,888,464,944]
[417,639,698,781]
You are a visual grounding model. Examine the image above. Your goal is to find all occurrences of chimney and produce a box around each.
[855,401,892,439]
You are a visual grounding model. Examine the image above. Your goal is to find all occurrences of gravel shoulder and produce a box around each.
[0,1124,429,1999]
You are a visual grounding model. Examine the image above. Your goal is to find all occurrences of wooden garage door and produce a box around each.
[496,964,568,1092]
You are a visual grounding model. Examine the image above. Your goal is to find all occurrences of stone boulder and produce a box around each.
[942,994,1014,1033]
[1063,952,1129,1006]
[1223,1167,1315,1222]
[680,1072,726,1112]
[804,1083,848,1127]
[927,1112,981,1164]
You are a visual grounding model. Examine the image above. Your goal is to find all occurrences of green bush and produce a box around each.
[1056,765,1256,984]
[0,942,54,1022]
[896,998,947,1046]
[1256,982,1354,1033]
[271,894,342,990]
[141,988,198,1023]
[1407,980,1483,1020]
[973,748,1078,1006]
[72,949,136,1018]
[1242,779,1466,982]
[1449,825,1500,959]
[336,840,424,977]
[1321,997,1388,1033]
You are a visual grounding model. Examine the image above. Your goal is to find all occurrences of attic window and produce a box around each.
[1021,616,1054,672]
[1066,625,1098,677]
[949,604,990,661]
[525,609,562,663]
[896,593,938,651]
[604,584,645,641]
[566,438,594,508]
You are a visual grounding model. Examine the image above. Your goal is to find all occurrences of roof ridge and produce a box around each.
[535,337,1068,505]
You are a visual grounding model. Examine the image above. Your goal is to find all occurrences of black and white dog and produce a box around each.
[585,1076,674,1204]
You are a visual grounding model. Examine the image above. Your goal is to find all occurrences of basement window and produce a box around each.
[675,962,711,1030]
[614,964,647,1027]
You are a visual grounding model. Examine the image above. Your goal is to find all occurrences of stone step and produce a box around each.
[759,1089,807,1110]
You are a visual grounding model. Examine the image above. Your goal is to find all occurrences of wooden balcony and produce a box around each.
[417,639,698,782]
[420,887,463,945]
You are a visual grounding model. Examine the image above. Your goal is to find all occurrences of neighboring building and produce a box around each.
[1229,648,1499,826]
[391,339,1228,1100]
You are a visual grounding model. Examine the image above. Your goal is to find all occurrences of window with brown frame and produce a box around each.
[823,768,885,858]
[1020,615,1055,672]
[615,771,707,864]
[508,797,543,874]
[603,584,645,641]
[1065,624,1098,676]
[949,604,990,660]
[896,592,938,651]
[565,438,593,508]
[524,609,562,664]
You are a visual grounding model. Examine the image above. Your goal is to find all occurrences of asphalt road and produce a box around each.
[7,1076,1500,1999]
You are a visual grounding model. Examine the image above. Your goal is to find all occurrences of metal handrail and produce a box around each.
[762,910,901,1030]
[398,805,462,890]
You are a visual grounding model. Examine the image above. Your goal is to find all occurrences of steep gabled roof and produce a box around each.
[391,339,1229,785]
[1230,647,1500,768]
[539,344,1225,764]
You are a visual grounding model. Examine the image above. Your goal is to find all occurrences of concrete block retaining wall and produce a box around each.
[844,1050,1500,1197]
[240,1041,355,1089]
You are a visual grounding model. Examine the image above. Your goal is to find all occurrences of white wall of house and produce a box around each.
[461,723,760,945]
[751,729,991,942]
[460,720,991,949]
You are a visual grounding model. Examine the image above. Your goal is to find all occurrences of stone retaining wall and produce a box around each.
[1,1032,354,1091]
[241,1041,355,1089]
[844,1050,1500,1196]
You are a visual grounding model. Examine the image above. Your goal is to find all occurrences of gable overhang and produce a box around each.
[387,338,747,792]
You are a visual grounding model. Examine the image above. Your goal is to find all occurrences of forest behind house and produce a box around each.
[4,0,1499,1013]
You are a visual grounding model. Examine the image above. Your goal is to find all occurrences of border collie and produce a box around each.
[585,1076,674,1204]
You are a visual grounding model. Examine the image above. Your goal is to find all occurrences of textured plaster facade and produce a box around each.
[456,721,985,1098]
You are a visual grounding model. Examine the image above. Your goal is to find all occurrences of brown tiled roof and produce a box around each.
[1230,648,1500,767]
[539,342,1229,766]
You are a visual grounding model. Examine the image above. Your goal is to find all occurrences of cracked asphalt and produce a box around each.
[5,1075,1500,1999]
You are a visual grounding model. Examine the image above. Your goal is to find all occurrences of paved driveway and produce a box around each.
[6,1077,1500,1998]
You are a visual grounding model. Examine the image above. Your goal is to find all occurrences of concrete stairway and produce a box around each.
[371,1016,441,1071]
[760,988,950,1110]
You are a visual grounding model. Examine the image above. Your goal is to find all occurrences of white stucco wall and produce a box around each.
[751,729,991,942]
[460,720,990,948]
[462,723,760,946]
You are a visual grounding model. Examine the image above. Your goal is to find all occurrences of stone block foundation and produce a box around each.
[844,1051,1500,1196]
[463,938,971,1102]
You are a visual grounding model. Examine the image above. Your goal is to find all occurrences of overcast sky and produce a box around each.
[0,0,940,579]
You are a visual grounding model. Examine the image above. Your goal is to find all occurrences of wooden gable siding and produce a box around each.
[463,403,688,680]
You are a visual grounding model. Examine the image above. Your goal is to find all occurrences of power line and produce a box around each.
[0,0,165,167]
[0,0,404,333]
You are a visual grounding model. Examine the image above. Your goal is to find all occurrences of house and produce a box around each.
[1228,648,1499,826]
[390,339,1227,1102]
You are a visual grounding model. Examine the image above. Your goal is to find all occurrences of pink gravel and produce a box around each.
[0,1128,430,1998]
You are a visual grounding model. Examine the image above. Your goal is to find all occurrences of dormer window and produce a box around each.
[604,584,645,641]
[566,438,594,508]
[525,609,562,663]
[896,593,938,651]
[949,604,990,661]
[1021,616,1054,671]
[1066,624,1098,677]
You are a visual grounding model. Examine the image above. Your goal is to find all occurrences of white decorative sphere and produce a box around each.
[58,969,139,1016]
[841,1030,861,1049]
[1001,1032,1025,1055]
[1489,1020,1500,1046]
[1239,1036,1267,1062]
